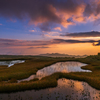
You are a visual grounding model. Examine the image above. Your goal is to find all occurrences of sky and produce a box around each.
[0,0,100,55]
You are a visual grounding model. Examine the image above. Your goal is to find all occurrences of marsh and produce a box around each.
[0,55,100,100]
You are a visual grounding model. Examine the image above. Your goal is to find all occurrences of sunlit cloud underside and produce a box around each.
[0,0,100,55]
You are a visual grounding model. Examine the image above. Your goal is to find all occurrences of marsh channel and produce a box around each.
[1,61,100,100]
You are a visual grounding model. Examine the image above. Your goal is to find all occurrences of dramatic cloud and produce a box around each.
[61,31,100,38]
[52,39,97,44]
[0,38,100,47]
[1,0,100,30]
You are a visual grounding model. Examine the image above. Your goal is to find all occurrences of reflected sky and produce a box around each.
[36,62,91,79]
[1,78,100,100]
[18,61,91,82]
[0,60,25,67]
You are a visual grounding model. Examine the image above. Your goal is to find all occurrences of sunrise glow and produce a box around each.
[0,0,100,55]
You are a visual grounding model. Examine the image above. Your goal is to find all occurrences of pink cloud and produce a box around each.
[54,27,62,31]
[1,0,100,30]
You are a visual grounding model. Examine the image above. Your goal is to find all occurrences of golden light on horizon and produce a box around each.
[0,42,100,55]
[24,43,100,55]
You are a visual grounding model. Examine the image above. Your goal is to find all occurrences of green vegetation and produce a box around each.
[0,54,100,93]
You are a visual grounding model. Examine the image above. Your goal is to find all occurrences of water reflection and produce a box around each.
[36,62,91,79]
[1,78,100,100]
[0,60,25,67]
[18,62,91,82]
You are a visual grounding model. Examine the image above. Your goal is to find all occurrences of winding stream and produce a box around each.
[0,61,98,100]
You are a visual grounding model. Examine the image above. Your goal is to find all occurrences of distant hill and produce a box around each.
[39,53,87,58]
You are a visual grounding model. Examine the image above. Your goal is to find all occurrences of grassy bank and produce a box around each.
[0,57,77,81]
[0,55,100,93]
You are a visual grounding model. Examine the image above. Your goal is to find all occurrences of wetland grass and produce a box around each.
[0,55,100,93]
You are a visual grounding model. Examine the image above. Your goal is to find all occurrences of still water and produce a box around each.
[1,78,100,100]
[0,60,25,67]
[18,61,91,82]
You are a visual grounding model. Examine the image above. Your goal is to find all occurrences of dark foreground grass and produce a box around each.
[0,55,100,93]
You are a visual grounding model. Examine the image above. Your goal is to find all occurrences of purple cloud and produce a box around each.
[0,0,100,30]
[0,38,100,47]
[61,31,100,38]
